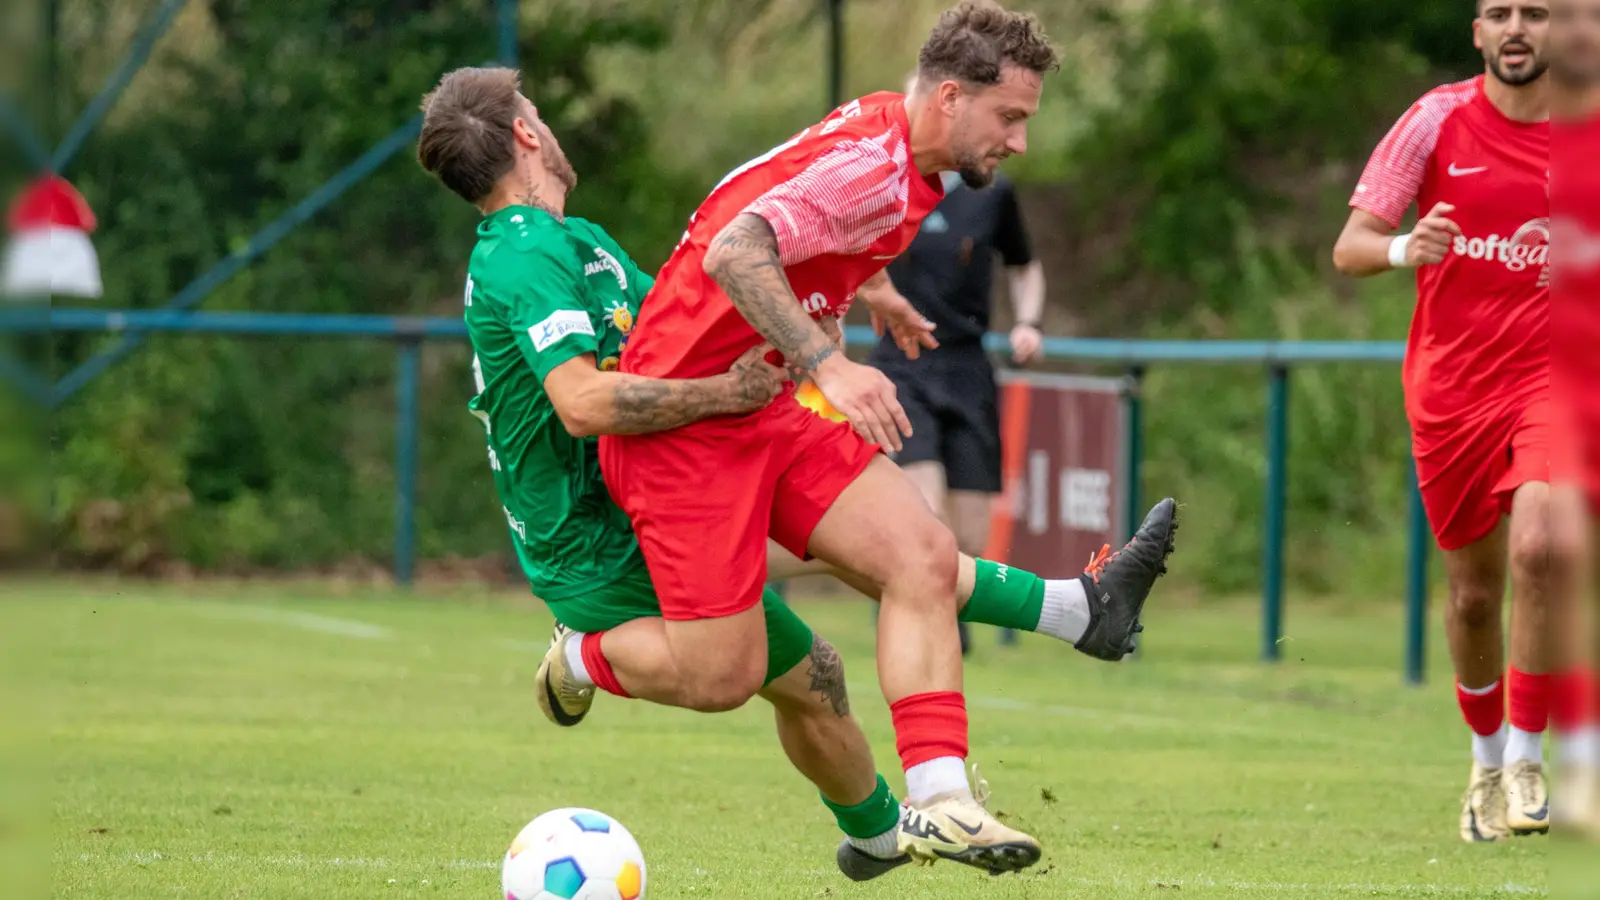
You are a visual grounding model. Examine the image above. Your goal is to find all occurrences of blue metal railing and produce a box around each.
[8,308,1433,684]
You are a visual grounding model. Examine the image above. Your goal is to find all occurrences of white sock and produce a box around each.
[1037,578,1091,643]
[1559,726,1600,767]
[1505,725,1545,766]
[905,757,968,804]
[847,816,904,860]
[1473,724,1508,769]
[563,632,594,687]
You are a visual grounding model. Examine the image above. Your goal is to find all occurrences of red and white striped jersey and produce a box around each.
[622,92,945,380]
[1351,75,1549,426]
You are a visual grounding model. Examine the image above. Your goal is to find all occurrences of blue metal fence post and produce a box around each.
[1123,365,1146,543]
[1405,451,1430,685]
[1262,365,1290,662]
[395,338,421,588]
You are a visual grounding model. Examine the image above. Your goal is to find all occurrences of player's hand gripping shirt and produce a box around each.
[1351,75,1549,425]
[463,206,653,599]
[620,92,946,382]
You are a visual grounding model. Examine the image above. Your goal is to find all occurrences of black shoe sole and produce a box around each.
[1124,504,1180,653]
[836,845,914,882]
[935,841,1042,876]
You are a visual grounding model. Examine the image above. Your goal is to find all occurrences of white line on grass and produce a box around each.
[187,603,393,640]
[75,853,1544,895]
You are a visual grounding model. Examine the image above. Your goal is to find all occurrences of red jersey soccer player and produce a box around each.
[594,4,1178,874]
[1334,0,1559,842]
[1549,0,1600,838]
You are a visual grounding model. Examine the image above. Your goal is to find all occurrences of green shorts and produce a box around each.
[543,563,814,686]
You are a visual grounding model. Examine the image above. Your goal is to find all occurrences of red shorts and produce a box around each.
[598,394,879,621]
[1412,397,1550,551]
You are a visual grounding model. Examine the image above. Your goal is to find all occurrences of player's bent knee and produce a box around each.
[1447,585,1502,629]
[1509,525,1552,588]
[896,520,959,595]
[681,655,767,713]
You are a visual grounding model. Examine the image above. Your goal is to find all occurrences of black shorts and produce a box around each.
[870,344,1001,493]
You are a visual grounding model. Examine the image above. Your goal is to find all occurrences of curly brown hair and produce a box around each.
[917,1,1060,87]
[417,67,522,204]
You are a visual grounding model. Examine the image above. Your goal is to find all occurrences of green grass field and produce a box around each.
[15,578,1553,898]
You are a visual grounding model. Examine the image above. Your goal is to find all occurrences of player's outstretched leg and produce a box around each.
[959,499,1177,661]
[806,455,1040,876]
[1504,483,1555,835]
[770,496,1179,665]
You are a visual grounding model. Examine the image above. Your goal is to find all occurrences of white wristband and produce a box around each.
[1388,233,1413,268]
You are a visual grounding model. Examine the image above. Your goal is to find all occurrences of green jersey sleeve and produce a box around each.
[504,241,601,383]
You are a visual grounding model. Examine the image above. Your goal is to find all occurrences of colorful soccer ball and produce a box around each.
[501,808,646,900]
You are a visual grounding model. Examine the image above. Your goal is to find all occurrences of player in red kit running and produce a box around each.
[593,3,1177,874]
[1333,0,1561,843]
[1549,0,1600,838]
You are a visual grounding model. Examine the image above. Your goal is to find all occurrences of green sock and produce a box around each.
[959,558,1046,632]
[823,774,900,840]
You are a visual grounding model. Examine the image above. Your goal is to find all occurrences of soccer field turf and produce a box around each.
[18,579,1549,899]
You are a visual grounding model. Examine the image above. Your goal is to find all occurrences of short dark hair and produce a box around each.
[916,1,1060,88]
[417,67,523,204]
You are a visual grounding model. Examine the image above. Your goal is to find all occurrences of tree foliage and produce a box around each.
[38,0,1482,594]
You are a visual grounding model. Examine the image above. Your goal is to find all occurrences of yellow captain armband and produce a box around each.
[794,381,848,423]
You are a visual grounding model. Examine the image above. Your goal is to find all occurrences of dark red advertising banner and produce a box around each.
[982,372,1129,581]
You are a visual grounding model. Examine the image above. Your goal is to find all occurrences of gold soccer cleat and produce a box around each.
[1503,759,1550,835]
[898,765,1043,876]
[1460,761,1510,843]
[536,624,594,727]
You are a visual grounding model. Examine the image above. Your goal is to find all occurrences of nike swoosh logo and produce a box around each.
[1448,164,1488,176]
[946,815,985,836]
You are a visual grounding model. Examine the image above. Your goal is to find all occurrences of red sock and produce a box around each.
[580,632,631,699]
[1456,678,1506,737]
[1508,666,1550,734]
[890,691,968,770]
[1552,667,1597,734]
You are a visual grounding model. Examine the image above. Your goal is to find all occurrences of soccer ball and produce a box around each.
[502,808,646,900]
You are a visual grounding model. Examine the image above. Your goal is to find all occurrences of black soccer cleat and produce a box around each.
[834,840,914,882]
[1072,497,1179,662]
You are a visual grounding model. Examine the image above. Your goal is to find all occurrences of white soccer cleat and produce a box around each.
[1460,761,1509,843]
[1503,759,1550,835]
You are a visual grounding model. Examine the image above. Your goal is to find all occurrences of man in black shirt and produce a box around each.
[860,155,1047,654]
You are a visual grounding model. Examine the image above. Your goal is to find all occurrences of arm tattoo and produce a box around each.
[806,634,850,718]
[706,214,836,375]
[610,377,734,434]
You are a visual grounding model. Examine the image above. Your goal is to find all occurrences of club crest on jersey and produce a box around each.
[584,247,627,291]
[608,304,634,335]
[600,356,620,371]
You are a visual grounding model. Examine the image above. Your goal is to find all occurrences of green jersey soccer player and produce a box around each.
[418,65,1177,882]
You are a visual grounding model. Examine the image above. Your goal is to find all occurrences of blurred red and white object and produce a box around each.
[2,173,102,299]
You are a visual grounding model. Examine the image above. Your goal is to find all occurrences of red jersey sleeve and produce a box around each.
[1351,83,1476,229]
[1352,104,1443,228]
[743,136,906,266]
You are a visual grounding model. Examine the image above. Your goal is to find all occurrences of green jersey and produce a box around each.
[463,206,653,601]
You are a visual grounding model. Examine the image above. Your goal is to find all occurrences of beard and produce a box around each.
[953,147,996,188]
[1489,45,1550,86]
[547,147,578,192]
